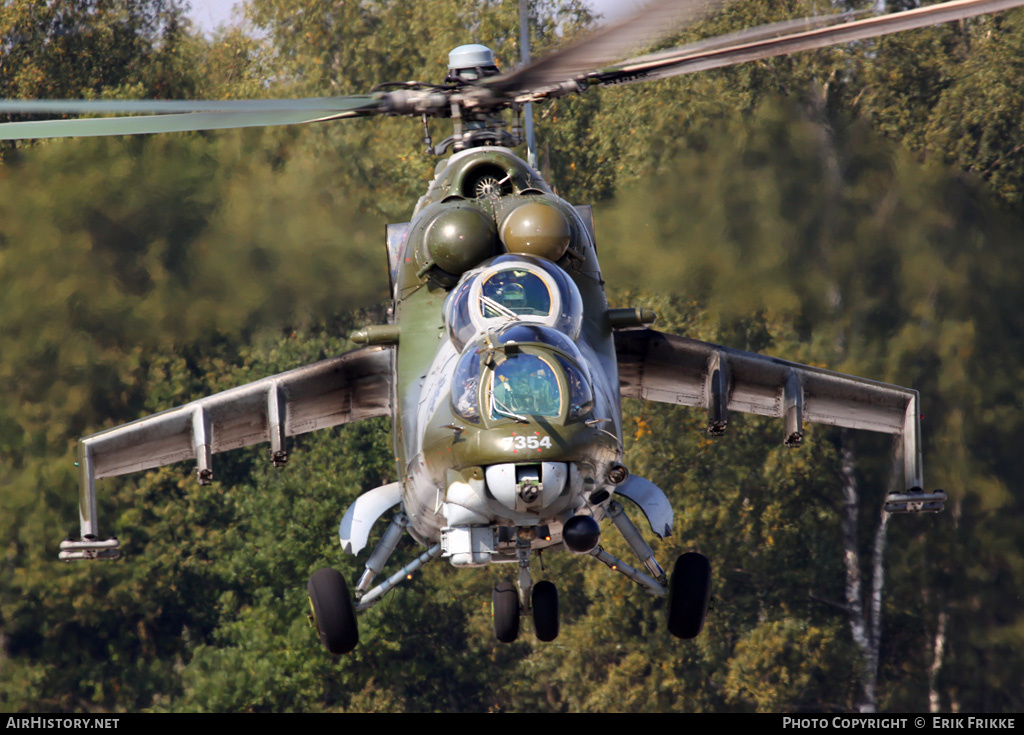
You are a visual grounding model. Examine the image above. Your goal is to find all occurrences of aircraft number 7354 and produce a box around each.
[501,435,553,452]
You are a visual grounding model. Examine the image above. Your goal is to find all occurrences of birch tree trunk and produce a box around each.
[840,430,894,713]
[929,608,948,713]
[928,495,960,712]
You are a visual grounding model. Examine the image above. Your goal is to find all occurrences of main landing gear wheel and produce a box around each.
[667,552,712,640]
[308,567,359,654]
[492,581,520,643]
[532,580,559,642]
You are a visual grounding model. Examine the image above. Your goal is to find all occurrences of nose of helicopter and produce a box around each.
[483,462,571,515]
[439,459,593,567]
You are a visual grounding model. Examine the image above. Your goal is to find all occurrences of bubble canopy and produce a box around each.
[450,324,595,425]
[443,255,583,351]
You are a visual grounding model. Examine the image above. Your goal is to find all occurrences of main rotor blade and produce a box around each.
[621,9,863,67]
[592,0,1024,85]
[0,105,383,141]
[484,0,726,96]
[0,96,384,116]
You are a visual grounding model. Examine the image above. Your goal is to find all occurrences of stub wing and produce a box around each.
[614,329,944,511]
[61,346,394,560]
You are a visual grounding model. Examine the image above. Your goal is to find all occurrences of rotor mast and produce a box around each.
[519,0,538,168]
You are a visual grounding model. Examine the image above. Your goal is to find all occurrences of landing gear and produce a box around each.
[492,579,560,643]
[308,568,359,654]
[667,552,712,640]
[309,511,443,655]
[531,580,559,642]
[494,533,560,643]
[492,581,520,643]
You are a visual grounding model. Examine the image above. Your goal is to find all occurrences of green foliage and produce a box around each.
[725,618,850,712]
[0,0,194,102]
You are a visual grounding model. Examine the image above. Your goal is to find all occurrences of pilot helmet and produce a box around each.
[447,44,501,84]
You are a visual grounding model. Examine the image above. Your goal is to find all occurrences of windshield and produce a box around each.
[489,354,561,420]
[451,333,595,424]
[480,269,551,317]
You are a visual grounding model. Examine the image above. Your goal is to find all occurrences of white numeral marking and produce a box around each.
[499,435,552,452]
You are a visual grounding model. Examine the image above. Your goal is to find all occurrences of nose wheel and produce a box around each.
[492,577,561,643]
[531,580,559,642]
[492,581,520,642]
[667,552,712,640]
[308,568,359,654]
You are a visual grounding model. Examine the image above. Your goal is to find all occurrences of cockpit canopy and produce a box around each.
[495,323,578,356]
[443,255,583,351]
[451,324,594,424]
[490,353,562,420]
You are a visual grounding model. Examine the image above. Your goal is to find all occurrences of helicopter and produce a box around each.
[7,0,1013,654]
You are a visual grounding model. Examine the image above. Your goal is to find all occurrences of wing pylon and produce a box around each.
[60,346,393,560]
[615,329,944,512]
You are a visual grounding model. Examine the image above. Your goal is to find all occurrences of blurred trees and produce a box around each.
[0,0,194,102]
[1,0,1022,713]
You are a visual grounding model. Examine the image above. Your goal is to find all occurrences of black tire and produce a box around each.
[308,567,359,654]
[667,552,712,640]
[532,580,559,642]
[492,581,520,643]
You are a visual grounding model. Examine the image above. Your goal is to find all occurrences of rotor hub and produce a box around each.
[447,44,501,84]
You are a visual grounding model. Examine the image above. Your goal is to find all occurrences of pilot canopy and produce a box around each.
[443,254,584,351]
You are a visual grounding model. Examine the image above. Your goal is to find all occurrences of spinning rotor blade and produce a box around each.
[485,0,726,96]
[0,96,385,116]
[0,95,388,140]
[0,96,384,115]
[621,9,864,66]
[592,0,1024,85]
[3,0,1023,141]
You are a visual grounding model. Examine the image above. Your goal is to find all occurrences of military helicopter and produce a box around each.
[4,0,1012,654]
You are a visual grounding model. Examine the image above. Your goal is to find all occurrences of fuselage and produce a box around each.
[380,147,625,564]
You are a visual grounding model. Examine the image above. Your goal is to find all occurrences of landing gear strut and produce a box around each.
[582,497,712,641]
[310,511,442,654]
[492,533,561,643]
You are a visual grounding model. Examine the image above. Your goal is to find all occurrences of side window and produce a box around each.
[451,347,482,422]
[444,278,476,350]
[557,356,594,420]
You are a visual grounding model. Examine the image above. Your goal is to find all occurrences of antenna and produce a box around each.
[518,0,537,168]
